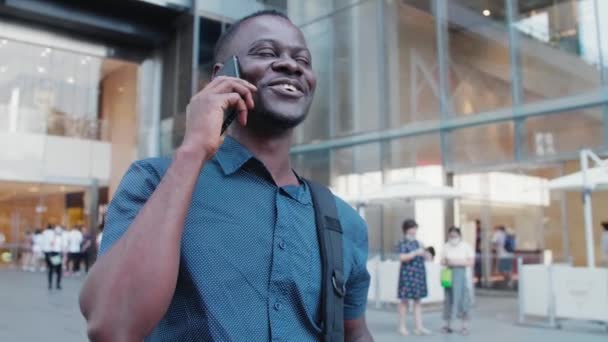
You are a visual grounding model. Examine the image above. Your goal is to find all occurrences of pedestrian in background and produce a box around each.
[396,219,432,336]
[80,226,93,273]
[441,226,474,336]
[30,229,45,272]
[42,225,65,290]
[67,226,84,275]
[492,225,514,287]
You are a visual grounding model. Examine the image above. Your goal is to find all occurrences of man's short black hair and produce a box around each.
[213,9,291,63]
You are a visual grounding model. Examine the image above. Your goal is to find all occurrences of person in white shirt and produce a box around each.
[42,225,65,290]
[67,226,84,275]
[30,229,45,272]
[441,227,474,336]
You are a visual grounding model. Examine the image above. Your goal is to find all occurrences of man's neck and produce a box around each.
[229,126,298,187]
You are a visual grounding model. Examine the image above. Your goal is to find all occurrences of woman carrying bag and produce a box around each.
[441,226,474,335]
[396,219,432,336]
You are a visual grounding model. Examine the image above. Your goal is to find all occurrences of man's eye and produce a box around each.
[296,57,310,65]
[257,50,276,57]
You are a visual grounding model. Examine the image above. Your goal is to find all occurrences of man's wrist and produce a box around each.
[173,146,209,172]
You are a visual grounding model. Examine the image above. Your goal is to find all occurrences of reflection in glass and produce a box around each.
[0,38,106,140]
[525,108,604,158]
[516,0,604,103]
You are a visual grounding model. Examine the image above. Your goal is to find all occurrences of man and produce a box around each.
[79,10,373,342]
[492,226,514,288]
[66,226,84,275]
[80,226,94,273]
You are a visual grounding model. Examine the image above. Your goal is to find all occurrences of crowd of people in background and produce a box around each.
[18,224,96,290]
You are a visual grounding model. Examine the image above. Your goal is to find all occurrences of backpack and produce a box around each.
[306,179,345,342]
[504,234,516,253]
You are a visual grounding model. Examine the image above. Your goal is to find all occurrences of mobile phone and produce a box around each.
[216,56,242,134]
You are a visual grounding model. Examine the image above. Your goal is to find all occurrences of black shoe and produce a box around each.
[48,284,52,290]
[56,285,62,290]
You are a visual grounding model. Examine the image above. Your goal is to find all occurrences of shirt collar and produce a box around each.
[215,136,255,175]
[215,136,312,205]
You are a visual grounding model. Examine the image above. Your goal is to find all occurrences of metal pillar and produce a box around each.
[88,179,100,259]
[559,163,571,262]
[433,0,453,169]
[506,0,526,162]
[580,150,596,267]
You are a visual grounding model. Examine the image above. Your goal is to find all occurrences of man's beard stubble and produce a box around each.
[244,105,309,137]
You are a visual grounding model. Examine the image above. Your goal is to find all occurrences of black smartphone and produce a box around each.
[216,56,242,134]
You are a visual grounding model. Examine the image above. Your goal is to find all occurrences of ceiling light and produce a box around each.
[118,87,125,93]
[28,186,39,193]
[0,66,6,73]
[45,47,52,53]
[59,186,66,192]
[483,9,491,16]
[0,39,7,45]
[37,66,45,73]
[67,77,75,84]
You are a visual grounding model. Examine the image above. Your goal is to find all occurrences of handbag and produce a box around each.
[49,254,62,266]
[441,267,453,288]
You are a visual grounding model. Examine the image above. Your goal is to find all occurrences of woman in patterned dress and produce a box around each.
[396,219,432,336]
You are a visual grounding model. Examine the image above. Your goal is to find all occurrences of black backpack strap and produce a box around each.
[305,179,345,342]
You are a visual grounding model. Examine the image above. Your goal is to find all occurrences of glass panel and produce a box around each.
[0,38,104,140]
[450,122,515,167]
[387,133,442,168]
[446,1,513,116]
[393,1,441,126]
[525,107,605,157]
[293,0,382,144]
[516,0,604,103]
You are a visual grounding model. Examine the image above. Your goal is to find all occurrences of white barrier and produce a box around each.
[552,266,608,322]
[367,259,445,306]
[519,258,608,329]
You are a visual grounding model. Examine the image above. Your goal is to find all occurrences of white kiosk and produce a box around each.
[518,150,608,331]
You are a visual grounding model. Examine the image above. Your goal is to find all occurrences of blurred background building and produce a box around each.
[0,0,607,289]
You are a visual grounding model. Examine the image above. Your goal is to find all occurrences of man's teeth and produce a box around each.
[281,84,297,92]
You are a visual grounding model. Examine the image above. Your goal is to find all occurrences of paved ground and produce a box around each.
[1,269,606,341]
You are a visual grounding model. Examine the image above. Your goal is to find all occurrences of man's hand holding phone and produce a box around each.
[181,65,256,162]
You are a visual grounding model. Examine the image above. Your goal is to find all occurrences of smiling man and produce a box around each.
[79,10,372,342]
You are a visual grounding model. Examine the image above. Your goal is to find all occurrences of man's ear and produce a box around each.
[211,63,223,79]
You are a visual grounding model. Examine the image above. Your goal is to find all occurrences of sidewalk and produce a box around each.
[0,270,606,341]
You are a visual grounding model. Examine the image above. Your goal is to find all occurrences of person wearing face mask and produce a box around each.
[441,226,474,335]
[396,219,431,336]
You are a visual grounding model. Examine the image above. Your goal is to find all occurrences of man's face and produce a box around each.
[218,15,317,133]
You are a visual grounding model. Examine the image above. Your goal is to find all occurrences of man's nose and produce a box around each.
[271,55,302,76]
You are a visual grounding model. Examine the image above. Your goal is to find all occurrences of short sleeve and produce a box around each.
[98,159,164,256]
[335,198,371,321]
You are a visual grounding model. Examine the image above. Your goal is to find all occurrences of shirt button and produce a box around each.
[279,240,286,250]
[274,302,282,311]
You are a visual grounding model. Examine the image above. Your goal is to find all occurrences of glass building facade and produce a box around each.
[169,0,608,286]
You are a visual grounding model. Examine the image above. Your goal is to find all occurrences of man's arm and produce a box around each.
[345,317,374,342]
[78,76,256,342]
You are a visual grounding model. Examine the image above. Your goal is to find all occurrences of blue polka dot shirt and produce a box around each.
[99,136,371,341]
